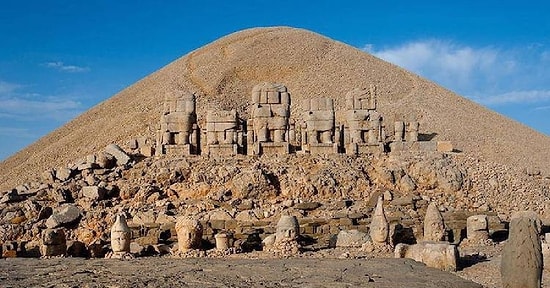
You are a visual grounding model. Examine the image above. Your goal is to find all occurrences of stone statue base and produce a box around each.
[105,251,135,260]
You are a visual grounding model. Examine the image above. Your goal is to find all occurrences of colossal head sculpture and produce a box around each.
[110,214,131,253]
[275,215,300,241]
[175,217,203,252]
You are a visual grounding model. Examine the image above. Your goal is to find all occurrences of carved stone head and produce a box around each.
[275,215,300,241]
[175,217,203,251]
[110,214,131,253]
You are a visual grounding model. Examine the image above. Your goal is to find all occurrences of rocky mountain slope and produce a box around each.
[0,26,549,191]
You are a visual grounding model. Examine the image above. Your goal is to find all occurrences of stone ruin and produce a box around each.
[301,98,338,154]
[156,90,200,156]
[153,82,452,157]
[247,83,291,155]
[205,110,243,156]
[343,85,385,155]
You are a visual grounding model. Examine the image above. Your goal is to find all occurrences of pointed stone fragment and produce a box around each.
[370,195,389,244]
[423,202,445,241]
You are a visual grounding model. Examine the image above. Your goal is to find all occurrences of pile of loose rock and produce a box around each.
[0,143,549,270]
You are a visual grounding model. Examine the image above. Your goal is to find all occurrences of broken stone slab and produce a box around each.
[45,204,82,229]
[81,186,107,201]
[105,144,131,166]
[334,230,371,248]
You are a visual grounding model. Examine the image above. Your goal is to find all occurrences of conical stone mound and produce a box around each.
[1,26,549,190]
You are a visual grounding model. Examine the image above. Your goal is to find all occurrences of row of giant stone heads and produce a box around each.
[156,82,425,157]
[28,203,547,287]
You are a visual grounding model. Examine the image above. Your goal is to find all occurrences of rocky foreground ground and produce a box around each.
[1,257,484,288]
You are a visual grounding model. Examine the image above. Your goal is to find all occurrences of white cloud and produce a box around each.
[473,90,550,105]
[0,79,83,122]
[44,61,90,73]
[0,80,22,95]
[0,127,36,138]
[366,40,514,93]
[0,97,82,121]
[365,40,550,107]
[534,105,550,111]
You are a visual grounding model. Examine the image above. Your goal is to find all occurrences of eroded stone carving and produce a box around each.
[40,228,66,257]
[156,90,199,155]
[344,85,385,154]
[206,110,242,156]
[423,202,445,242]
[175,217,203,253]
[301,98,338,154]
[395,242,458,272]
[106,214,133,259]
[247,83,291,155]
[263,215,301,255]
[501,212,542,288]
[370,196,389,244]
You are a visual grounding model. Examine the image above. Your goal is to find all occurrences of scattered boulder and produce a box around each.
[294,202,321,211]
[55,168,73,182]
[82,186,107,201]
[45,204,82,229]
[0,190,24,203]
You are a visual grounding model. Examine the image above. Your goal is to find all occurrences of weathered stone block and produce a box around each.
[334,230,370,248]
[395,241,458,272]
[55,168,73,182]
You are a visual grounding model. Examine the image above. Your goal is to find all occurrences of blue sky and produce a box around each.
[1,1,549,160]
